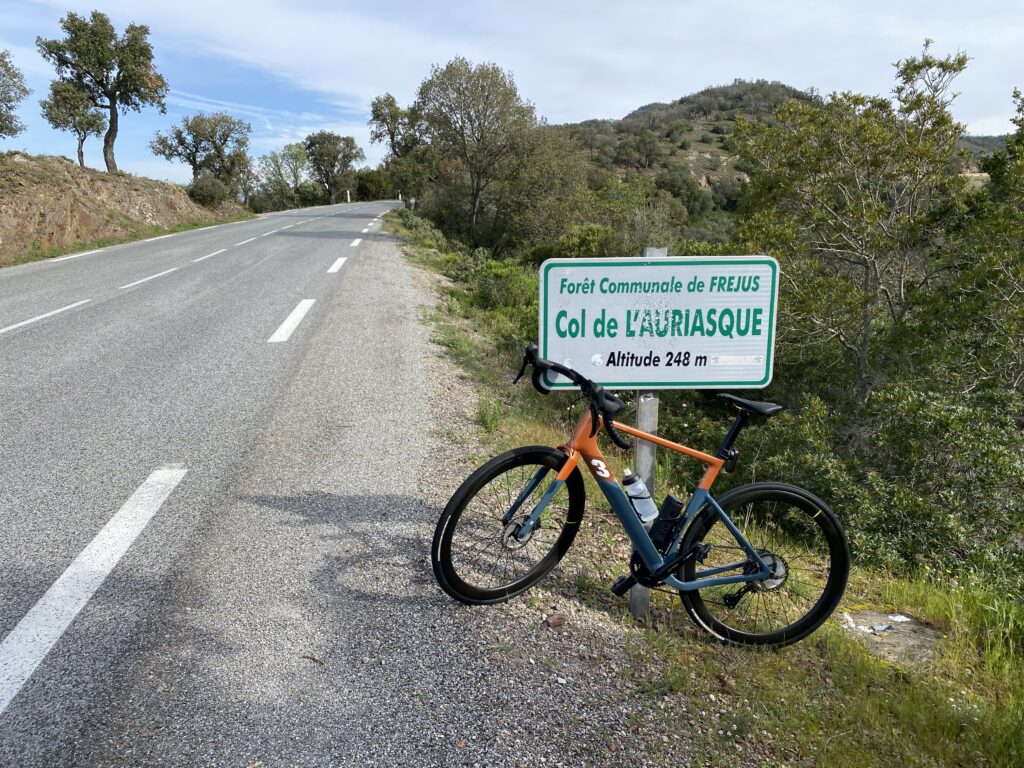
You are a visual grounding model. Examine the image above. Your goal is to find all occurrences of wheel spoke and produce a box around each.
[439,454,581,598]
[680,489,846,643]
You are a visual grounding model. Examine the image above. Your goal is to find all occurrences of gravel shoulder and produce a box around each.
[77,232,693,767]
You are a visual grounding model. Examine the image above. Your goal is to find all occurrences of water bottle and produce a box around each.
[622,470,659,530]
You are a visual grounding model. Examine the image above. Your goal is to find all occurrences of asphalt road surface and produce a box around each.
[0,203,419,764]
[0,202,671,768]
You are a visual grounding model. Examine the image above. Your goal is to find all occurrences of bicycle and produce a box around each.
[431,344,850,648]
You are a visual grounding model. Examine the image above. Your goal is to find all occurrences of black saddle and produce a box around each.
[717,393,784,417]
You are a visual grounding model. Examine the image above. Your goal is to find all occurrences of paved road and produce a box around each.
[0,203,403,763]
[0,203,671,767]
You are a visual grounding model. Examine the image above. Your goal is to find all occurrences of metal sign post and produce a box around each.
[628,246,667,619]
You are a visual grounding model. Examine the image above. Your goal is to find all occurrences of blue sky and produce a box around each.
[2,0,1022,183]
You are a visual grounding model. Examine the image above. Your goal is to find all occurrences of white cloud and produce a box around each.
[17,0,1024,146]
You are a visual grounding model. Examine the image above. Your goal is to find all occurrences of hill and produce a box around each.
[555,80,818,240]
[0,152,247,267]
[959,134,1006,168]
[555,80,1008,242]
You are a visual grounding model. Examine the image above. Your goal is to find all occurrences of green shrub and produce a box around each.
[557,223,615,259]
[469,259,536,312]
[187,173,229,206]
[523,242,559,268]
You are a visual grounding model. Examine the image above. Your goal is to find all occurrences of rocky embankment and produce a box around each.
[0,152,244,266]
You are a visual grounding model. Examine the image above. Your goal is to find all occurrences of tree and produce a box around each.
[303,131,364,204]
[414,57,536,245]
[982,89,1024,209]
[369,93,431,203]
[369,93,422,156]
[0,49,30,139]
[354,167,389,201]
[151,112,251,191]
[256,143,308,210]
[736,41,970,401]
[40,81,106,167]
[484,125,591,254]
[37,11,168,172]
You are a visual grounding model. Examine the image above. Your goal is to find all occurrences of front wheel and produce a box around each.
[431,447,585,605]
[678,482,849,648]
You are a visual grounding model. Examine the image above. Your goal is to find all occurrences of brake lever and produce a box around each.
[589,399,600,438]
[513,354,529,384]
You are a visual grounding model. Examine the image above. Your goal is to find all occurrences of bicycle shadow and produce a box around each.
[243,490,443,609]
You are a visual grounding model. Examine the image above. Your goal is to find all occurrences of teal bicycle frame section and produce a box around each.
[508,470,771,591]
[598,479,771,591]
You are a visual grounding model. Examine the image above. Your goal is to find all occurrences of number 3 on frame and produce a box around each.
[590,459,611,478]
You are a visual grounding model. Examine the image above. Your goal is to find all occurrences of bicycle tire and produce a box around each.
[678,482,849,648]
[432,446,585,605]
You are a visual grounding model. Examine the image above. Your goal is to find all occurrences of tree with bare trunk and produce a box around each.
[37,10,168,173]
[40,81,106,167]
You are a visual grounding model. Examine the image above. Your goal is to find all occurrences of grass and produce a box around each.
[386,208,1024,767]
[2,210,255,270]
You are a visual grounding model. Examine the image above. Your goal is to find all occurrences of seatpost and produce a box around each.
[717,410,749,457]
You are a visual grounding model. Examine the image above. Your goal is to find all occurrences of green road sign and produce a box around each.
[539,256,779,389]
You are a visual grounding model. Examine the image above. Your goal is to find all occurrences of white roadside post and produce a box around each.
[346,189,351,203]
[629,246,668,619]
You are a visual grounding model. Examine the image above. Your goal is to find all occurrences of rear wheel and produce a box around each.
[678,483,849,647]
[432,447,585,605]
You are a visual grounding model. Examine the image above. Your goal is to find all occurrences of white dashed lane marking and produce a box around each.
[0,466,188,716]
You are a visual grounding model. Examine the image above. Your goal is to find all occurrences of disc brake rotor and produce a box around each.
[501,518,532,550]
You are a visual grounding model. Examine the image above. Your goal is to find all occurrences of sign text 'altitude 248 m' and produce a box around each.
[539,256,779,390]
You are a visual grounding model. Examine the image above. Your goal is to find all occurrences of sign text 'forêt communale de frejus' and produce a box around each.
[538,256,779,390]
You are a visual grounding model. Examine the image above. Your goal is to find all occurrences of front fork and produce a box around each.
[506,469,565,542]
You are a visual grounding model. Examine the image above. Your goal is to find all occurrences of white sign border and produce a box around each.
[538,255,780,390]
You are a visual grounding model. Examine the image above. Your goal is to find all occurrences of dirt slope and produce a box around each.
[0,152,243,266]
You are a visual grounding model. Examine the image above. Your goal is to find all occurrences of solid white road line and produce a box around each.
[350,238,362,247]
[144,233,175,242]
[268,299,316,343]
[327,257,347,273]
[192,248,227,263]
[51,249,100,263]
[235,237,256,246]
[0,466,187,716]
[0,300,91,336]
[118,267,179,290]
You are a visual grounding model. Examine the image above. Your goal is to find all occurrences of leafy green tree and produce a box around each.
[982,89,1024,208]
[235,153,257,207]
[484,125,591,254]
[369,93,422,156]
[256,143,308,210]
[150,112,251,191]
[354,167,389,201]
[737,41,970,400]
[40,81,106,166]
[635,128,664,169]
[303,131,364,204]
[369,93,432,203]
[414,57,536,245]
[0,49,30,138]
[37,11,168,172]
[655,164,713,217]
